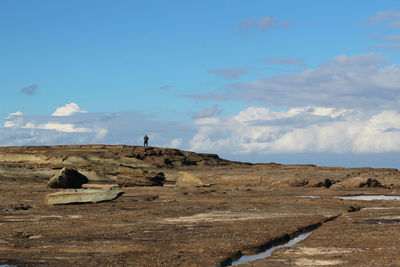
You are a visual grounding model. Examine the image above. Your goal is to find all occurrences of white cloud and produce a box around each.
[4,121,16,128]
[189,106,400,155]
[9,111,24,116]
[168,138,183,148]
[27,122,92,133]
[194,117,220,125]
[52,103,88,116]
[93,128,108,141]
[3,102,400,168]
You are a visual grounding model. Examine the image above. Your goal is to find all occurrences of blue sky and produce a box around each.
[2,1,400,168]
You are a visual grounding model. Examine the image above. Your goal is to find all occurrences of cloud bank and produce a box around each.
[189,107,400,155]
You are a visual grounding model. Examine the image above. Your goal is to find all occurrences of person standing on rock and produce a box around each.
[144,135,149,146]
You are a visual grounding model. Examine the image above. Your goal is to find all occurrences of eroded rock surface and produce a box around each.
[1,145,400,266]
[116,166,165,186]
[0,145,234,183]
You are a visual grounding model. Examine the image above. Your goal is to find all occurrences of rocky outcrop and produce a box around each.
[0,145,235,183]
[116,166,165,186]
[48,168,89,188]
[45,187,123,205]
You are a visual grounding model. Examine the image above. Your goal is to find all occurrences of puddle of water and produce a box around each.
[230,231,312,266]
[299,196,320,199]
[337,195,400,201]
[364,219,400,225]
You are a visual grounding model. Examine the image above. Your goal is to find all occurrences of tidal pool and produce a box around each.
[230,231,313,266]
[337,195,400,201]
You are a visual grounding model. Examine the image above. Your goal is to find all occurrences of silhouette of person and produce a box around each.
[144,135,149,146]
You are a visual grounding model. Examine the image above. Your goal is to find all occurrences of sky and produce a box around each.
[1,0,400,168]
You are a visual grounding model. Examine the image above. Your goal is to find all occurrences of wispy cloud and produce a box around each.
[261,57,307,67]
[192,105,222,119]
[21,84,38,96]
[208,67,251,79]
[190,53,400,111]
[387,21,400,28]
[367,43,400,50]
[369,11,400,24]
[382,34,400,41]
[238,15,290,31]
[159,85,173,90]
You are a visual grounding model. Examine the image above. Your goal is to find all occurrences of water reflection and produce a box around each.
[230,232,312,266]
[338,195,400,201]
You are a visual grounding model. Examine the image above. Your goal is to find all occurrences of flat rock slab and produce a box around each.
[82,183,120,189]
[45,187,123,205]
[175,171,210,187]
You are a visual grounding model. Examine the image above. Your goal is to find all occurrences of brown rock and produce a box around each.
[116,166,165,186]
[45,187,123,205]
[176,171,206,187]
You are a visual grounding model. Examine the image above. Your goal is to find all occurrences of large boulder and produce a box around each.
[48,167,89,188]
[175,171,206,187]
[45,187,123,205]
[116,166,165,186]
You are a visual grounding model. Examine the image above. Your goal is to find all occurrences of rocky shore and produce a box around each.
[1,145,400,266]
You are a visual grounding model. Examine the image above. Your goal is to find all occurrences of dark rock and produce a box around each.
[163,158,173,166]
[183,157,198,166]
[359,178,383,188]
[12,204,32,211]
[48,167,88,189]
[316,178,333,188]
[348,206,360,212]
